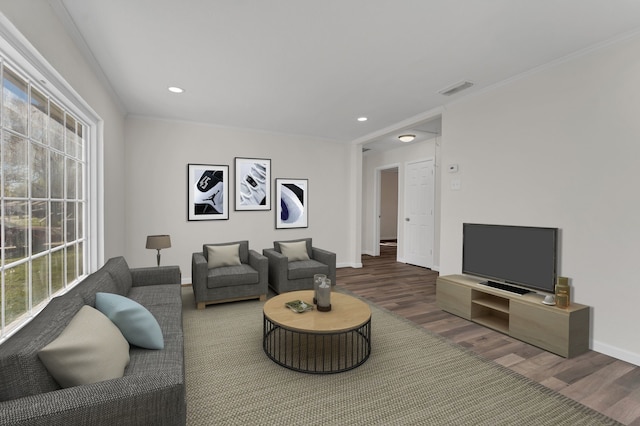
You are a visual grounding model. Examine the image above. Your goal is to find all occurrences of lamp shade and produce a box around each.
[146,235,171,250]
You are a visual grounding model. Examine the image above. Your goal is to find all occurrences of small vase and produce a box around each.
[317,278,331,312]
[313,274,326,304]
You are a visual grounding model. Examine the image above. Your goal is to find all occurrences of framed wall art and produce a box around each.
[235,157,271,211]
[187,163,229,221]
[276,178,308,229]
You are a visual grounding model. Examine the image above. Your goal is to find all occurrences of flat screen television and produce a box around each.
[462,223,558,294]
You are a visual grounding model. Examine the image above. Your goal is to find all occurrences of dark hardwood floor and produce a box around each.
[336,245,640,425]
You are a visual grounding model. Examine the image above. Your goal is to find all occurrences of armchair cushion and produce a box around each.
[279,240,310,261]
[288,260,328,280]
[203,241,249,264]
[207,264,259,289]
[206,243,241,269]
[274,238,312,258]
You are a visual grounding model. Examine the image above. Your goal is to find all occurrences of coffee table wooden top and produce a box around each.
[263,290,371,333]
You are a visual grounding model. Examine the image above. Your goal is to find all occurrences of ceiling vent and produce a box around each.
[438,80,474,96]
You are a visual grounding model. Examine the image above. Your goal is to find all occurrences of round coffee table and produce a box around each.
[263,290,371,374]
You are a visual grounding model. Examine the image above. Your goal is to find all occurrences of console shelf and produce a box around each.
[436,274,590,358]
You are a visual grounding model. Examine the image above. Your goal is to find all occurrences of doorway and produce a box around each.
[373,165,399,257]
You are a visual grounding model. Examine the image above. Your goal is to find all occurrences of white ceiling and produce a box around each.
[55,0,640,150]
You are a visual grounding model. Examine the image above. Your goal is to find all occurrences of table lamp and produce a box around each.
[146,234,171,266]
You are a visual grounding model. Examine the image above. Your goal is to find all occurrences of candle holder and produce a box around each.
[313,274,326,304]
[317,278,331,312]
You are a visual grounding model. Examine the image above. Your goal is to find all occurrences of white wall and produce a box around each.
[362,138,441,267]
[124,117,353,279]
[439,34,640,364]
[0,1,127,261]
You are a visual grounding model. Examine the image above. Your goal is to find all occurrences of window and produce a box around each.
[1,60,88,338]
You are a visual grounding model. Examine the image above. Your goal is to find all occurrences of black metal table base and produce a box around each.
[263,316,371,374]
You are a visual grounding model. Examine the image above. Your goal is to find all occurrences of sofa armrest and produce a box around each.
[262,248,288,289]
[0,373,185,426]
[312,247,336,285]
[131,266,181,287]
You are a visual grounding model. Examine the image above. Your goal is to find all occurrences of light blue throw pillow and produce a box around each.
[95,292,164,350]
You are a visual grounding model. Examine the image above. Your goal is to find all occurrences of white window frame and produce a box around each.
[0,13,103,342]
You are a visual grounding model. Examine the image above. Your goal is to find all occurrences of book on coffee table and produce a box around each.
[285,300,314,313]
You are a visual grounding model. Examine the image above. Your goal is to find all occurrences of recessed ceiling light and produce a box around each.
[168,86,184,93]
[398,134,416,143]
[357,117,368,122]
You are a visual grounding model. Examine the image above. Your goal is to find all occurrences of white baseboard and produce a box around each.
[592,340,640,367]
[337,262,362,269]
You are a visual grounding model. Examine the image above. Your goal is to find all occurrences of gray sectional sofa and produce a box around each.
[0,256,185,426]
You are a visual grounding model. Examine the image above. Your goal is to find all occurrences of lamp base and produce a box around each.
[156,250,161,267]
[317,304,331,312]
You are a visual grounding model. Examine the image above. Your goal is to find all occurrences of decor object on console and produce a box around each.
[187,163,229,221]
[263,238,335,294]
[555,276,571,308]
[275,178,308,228]
[234,157,271,210]
[146,234,171,266]
[191,240,268,309]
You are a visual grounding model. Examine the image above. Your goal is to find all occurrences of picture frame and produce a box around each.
[275,178,308,229]
[234,157,271,211]
[187,163,229,221]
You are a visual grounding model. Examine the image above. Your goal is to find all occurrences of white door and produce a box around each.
[403,159,434,268]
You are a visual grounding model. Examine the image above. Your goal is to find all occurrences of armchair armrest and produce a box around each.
[131,265,181,287]
[262,248,288,289]
[191,253,208,299]
[248,250,268,290]
[312,247,336,285]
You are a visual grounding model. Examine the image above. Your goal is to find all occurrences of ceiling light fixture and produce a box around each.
[398,134,416,143]
[357,117,368,122]
[168,86,184,93]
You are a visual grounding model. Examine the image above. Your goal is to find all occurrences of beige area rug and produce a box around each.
[181,287,619,425]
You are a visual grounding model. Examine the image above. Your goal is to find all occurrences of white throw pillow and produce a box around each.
[207,243,242,268]
[279,241,310,261]
[38,305,130,388]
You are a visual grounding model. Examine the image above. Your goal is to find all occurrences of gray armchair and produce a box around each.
[191,240,268,309]
[263,238,336,294]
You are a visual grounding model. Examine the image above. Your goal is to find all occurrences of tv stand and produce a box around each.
[480,280,531,295]
[436,274,589,358]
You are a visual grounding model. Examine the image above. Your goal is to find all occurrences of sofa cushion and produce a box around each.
[207,244,241,269]
[279,240,310,261]
[38,305,130,388]
[95,292,164,349]
[0,293,85,401]
[102,256,133,295]
[288,259,329,280]
[207,264,259,288]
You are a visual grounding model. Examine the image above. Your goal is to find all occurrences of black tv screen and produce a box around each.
[462,223,558,293]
